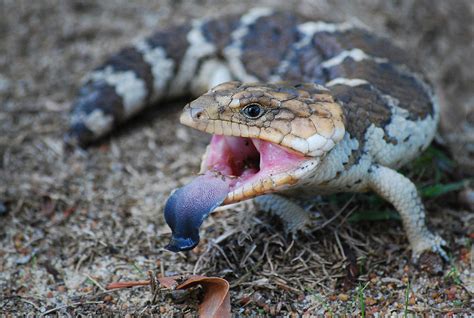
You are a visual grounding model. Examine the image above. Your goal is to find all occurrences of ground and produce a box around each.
[0,0,473,316]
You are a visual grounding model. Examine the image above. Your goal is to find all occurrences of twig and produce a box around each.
[334,231,346,259]
[75,253,89,272]
[40,301,103,316]
[194,244,212,274]
[314,196,355,231]
[85,274,107,292]
[148,270,159,304]
[106,280,150,290]
[160,259,165,278]
[17,297,41,312]
[210,241,234,270]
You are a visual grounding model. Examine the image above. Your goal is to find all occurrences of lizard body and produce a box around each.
[68,8,446,259]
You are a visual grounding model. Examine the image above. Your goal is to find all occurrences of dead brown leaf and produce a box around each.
[176,275,231,318]
[106,274,231,318]
[157,276,180,289]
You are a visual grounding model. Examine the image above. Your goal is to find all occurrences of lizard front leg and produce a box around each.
[254,194,314,234]
[367,164,448,261]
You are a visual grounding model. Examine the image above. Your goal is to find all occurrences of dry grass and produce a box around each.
[1,0,473,316]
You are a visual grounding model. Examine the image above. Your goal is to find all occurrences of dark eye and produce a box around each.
[242,103,264,119]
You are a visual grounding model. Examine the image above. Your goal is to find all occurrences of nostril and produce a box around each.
[196,112,202,119]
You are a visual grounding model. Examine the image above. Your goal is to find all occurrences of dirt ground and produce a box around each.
[1,0,473,316]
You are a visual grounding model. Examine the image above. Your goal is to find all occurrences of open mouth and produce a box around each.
[202,135,316,204]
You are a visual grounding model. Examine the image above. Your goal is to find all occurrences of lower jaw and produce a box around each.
[223,172,300,204]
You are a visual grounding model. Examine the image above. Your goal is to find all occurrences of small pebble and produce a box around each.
[81,286,93,293]
[0,202,7,216]
[446,286,458,300]
[0,74,11,94]
[365,297,377,306]
[103,295,114,302]
[459,188,474,211]
[328,295,337,301]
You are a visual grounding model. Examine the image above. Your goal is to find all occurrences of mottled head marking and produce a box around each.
[181,81,346,156]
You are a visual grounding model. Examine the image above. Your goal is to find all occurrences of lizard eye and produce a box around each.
[242,103,264,119]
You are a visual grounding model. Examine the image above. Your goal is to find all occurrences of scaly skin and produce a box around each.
[68,8,446,260]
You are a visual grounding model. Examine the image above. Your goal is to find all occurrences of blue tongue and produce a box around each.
[164,173,230,252]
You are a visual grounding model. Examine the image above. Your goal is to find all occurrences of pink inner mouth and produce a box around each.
[204,135,308,193]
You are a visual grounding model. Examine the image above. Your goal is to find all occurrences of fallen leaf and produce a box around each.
[177,275,231,318]
[158,276,180,289]
[41,196,55,217]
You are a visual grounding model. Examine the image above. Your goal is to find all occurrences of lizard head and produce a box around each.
[180,81,345,204]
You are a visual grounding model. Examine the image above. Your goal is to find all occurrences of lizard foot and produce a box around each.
[284,212,319,240]
[254,194,316,238]
[411,232,449,265]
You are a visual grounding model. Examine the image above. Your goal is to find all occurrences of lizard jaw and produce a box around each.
[201,135,320,204]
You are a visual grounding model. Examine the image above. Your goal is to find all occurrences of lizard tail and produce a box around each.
[65,20,225,146]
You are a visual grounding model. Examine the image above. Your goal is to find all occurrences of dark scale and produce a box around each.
[201,14,242,52]
[238,12,304,80]
[96,46,155,101]
[146,24,192,69]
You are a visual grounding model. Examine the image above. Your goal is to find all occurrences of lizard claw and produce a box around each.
[255,194,317,239]
[411,232,449,264]
[284,213,318,239]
